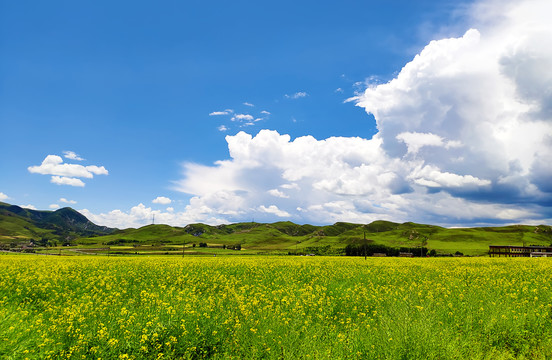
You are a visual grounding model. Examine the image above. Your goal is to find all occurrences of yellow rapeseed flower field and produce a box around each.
[1,254,552,359]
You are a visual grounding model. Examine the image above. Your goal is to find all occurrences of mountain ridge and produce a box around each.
[0,202,115,243]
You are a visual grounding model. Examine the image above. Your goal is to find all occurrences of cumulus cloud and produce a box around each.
[173,0,552,226]
[268,189,289,198]
[152,196,172,205]
[20,204,37,210]
[396,132,462,155]
[80,203,228,228]
[171,130,408,224]
[259,205,291,217]
[82,0,552,228]
[285,91,308,99]
[59,198,77,204]
[218,125,228,132]
[63,151,84,161]
[28,154,108,186]
[49,204,60,210]
[51,176,86,187]
[0,192,9,201]
[408,165,491,188]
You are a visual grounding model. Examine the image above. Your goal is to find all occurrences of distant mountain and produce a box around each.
[0,202,115,244]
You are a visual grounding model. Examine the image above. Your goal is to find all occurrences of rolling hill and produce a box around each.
[78,219,552,256]
[1,202,551,255]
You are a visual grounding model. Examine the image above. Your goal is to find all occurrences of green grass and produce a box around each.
[67,222,552,256]
[2,201,551,256]
[2,255,552,359]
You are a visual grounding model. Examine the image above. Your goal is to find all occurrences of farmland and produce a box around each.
[2,254,552,359]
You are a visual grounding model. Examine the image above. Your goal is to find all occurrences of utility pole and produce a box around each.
[364,232,367,260]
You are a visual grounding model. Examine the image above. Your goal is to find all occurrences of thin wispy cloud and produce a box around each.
[59,198,77,204]
[63,151,85,161]
[285,91,308,99]
[231,114,254,122]
[209,111,231,116]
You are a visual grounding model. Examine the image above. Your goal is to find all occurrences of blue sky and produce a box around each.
[1,0,551,228]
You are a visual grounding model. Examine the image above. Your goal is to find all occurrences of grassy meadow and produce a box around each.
[2,254,552,359]
[39,222,552,257]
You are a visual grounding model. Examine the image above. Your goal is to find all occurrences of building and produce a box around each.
[489,245,552,257]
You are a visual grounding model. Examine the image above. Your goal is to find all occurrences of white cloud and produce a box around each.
[85,166,109,176]
[49,204,60,210]
[335,88,344,93]
[51,176,86,187]
[409,165,491,188]
[281,183,300,190]
[63,151,84,161]
[396,132,461,155]
[231,114,254,122]
[20,204,37,210]
[59,198,77,204]
[82,0,552,228]
[260,110,271,115]
[152,196,172,205]
[268,189,289,198]
[259,205,291,218]
[243,102,254,107]
[28,155,108,186]
[79,203,228,228]
[218,125,229,132]
[0,192,9,201]
[209,111,230,116]
[285,91,308,99]
[171,130,409,225]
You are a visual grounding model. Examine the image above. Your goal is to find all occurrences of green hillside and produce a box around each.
[0,202,115,247]
[76,220,552,256]
[1,201,551,256]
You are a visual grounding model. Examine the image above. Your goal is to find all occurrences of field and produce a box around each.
[2,255,552,359]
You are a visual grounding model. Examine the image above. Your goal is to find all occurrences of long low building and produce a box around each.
[489,245,552,257]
